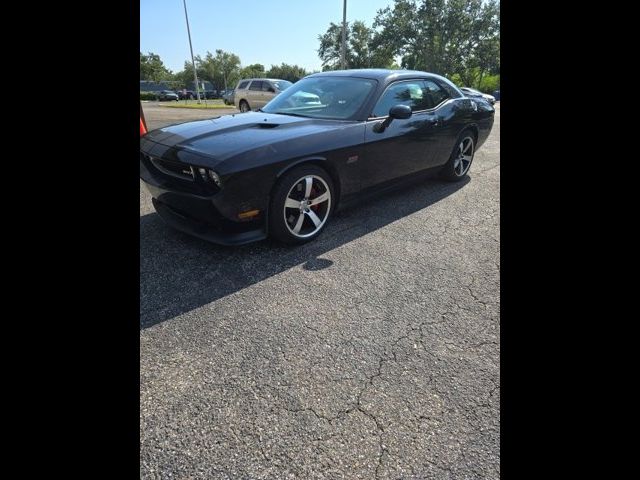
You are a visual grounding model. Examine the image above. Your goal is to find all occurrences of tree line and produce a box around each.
[141,0,499,93]
[141,50,314,92]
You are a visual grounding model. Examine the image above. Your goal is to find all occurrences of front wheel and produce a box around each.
[269,165,335,245]
[239,100,250,113]
[440,131,475,182]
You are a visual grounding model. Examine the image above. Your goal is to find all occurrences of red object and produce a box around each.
[140,100,148,136]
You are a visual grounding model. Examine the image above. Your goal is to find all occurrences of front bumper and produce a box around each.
[150,194,267,245]
[140,158,267,246]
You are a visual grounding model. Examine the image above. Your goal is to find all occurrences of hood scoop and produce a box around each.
[255,122,280,129]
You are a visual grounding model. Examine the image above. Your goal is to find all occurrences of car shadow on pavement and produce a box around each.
[140,175,470,329]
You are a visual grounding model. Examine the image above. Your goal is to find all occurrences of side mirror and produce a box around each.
[389,104,412,120]
[373,104,412,133]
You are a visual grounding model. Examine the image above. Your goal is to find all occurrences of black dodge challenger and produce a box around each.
[140,69,494,245]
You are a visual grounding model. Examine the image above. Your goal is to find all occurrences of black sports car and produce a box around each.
[140,69,494,245]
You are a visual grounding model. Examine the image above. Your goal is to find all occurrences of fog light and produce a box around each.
[208,170,222,187]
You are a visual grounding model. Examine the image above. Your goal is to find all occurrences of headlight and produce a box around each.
[208,170,222,187]
[195,167,222,187]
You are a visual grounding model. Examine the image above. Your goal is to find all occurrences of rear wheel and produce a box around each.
[269,165,334,245]
[440,131,475,181]
[239,100,250,113]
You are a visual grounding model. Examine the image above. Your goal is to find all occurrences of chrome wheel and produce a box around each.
[283,175,332,238]
[453,136,474,176]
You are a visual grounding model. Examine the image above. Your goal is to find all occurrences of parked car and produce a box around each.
[459,87,496,105]
[222,89,235,105]
[157,90,179,101]
[178,90,196,100]
[140,69,494,245]
[201,90,220,99]
[234,78,293,112]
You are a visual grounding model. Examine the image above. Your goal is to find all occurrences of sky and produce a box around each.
[140,0,395,73]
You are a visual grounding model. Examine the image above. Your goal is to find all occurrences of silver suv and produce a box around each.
[234,78,293,112]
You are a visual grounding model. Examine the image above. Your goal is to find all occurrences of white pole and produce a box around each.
[341,0,347,70]
[183,0,201,104]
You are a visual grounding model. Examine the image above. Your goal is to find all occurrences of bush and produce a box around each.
[478,75,500,94]
[140,91,159,100]
[449,71,500,94]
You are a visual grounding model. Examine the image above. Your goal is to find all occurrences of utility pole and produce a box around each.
[183,0,201,103]
[341,0,347,70]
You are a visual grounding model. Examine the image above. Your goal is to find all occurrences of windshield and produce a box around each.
[262,77,376,120]
[273,80,292,91]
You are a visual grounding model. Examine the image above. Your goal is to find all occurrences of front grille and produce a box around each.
[148,156,195,181]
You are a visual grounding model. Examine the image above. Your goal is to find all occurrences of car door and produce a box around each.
[262,81,277,106]
[248,80,263,109]
[361,79,443,191]
[420,78,462,167]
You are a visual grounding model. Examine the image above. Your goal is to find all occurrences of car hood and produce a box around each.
[140,111,354,168]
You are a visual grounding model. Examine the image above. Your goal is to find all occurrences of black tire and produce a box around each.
[269,165,335,245]
[440,129,476,182]
[239,100,250,113]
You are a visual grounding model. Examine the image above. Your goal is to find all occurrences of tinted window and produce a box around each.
[262,76,376,120]
[440,80,462,98]
[372,81,430,117]
[262,82,274,92]
[423,80,450,108]
[249,81,263,91]
[238,80,249,89]
[273,80,292,91]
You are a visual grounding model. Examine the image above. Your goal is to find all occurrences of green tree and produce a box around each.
[196,50,242,91]
[170,50,243,91]
[239,63,265,80]
[172,58,208,91]
[317,20,394,70]
[140,52,172,82]
[265,63,308,82]
[372,0,499,88]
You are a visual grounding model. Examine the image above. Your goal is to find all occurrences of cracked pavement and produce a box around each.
[140,103,500,479]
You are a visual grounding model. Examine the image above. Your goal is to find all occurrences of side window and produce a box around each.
[238,80,249,89]
[262,81,274,92]
[423,80,450,108]
[372,81,430,117]
[439,80,462,99]
[249,81,263,91]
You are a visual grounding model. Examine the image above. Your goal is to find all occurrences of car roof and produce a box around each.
[306,69,460,91]
[240,78,289,82]
[307,68,438,81]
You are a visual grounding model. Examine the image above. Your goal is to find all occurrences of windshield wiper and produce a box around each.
[271,111,311,118]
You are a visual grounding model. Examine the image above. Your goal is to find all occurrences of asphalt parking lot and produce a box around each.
[142,101,239,131]
[140,103,500,479]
